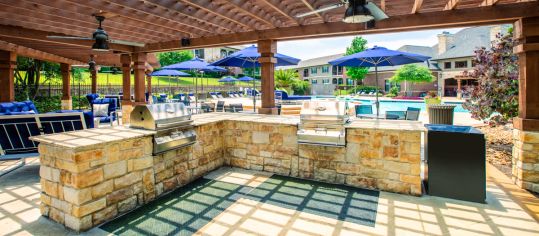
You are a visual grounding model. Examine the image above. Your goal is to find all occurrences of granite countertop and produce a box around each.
[346,119,426,132]
[191,113,300,126]
[30,126,155,149]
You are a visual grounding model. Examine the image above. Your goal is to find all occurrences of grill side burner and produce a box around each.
[130,103,197,154]
[297,101,349,146]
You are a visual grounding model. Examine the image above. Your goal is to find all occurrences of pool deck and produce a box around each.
[1,157,538,235]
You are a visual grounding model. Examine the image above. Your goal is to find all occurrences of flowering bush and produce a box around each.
[463,30,519,125]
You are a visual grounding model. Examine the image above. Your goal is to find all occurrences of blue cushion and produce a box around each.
[0,101,39,114]
[91,98,117,122]
[276,90,310,100]
[86,93,100,105]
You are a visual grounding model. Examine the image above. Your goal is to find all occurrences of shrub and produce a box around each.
[291,80,310,95]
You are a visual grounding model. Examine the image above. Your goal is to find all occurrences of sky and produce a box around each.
[272,27,466,60]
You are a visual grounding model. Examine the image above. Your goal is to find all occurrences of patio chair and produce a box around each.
[158,94,168,103]
[189,93,197,102]
[226,103,243,112]
[355,105,373,117]
[405,107,421,121]
[216,92,224,99]
[90,98,118,125]
[209,92,218,99]
[385,111,406,120]
[216,101,225,112]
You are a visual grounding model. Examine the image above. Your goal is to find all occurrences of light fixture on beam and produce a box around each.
[343,0,374,23]
[92,16,110,51]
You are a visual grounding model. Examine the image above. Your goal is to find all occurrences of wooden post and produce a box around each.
[257,40,278,115]
[120,54,132,104]
[0,50,16,102]
[512,17,539,193]
[60,63,72,110]
[132,53,147,104]
[91,65,97,94]
[146,74,152,104]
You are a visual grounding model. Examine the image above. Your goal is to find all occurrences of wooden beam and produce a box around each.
[132,53,147,104]
[412,0,424,13]
[381,0,386,11]
[0,25,134,52]
[444,0,461,10]
[178,0,260,30]
[138,2,539,53]
[480,0,500,6]
[257,40,277,114]
[60,64,72,110]
[224,0,284,28]
[0,50,16,102]
[0,40,83,65]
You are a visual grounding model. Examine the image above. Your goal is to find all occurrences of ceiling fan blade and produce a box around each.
[296,3,344,18]
[365,2,388,21]
[108,39,145,47]
[47,36,93,40]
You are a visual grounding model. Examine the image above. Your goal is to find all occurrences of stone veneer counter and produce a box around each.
[32,113,424,232]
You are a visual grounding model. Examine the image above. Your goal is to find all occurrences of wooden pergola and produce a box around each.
[0,0,537,123]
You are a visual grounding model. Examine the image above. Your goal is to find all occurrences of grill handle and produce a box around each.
[314,127,327,134]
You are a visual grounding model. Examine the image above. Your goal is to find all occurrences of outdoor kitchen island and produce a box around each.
[31,112,423,232]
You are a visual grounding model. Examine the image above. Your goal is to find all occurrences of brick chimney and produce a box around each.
[437,31,455,55]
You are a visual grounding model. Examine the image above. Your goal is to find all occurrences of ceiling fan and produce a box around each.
[47,15,145,51]
[296,0,388,23]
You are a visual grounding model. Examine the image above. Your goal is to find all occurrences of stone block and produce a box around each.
[520,131,539,144]
[49,207,65,225]
[314,169,337,183]
[155,169,173,183]
[63,186,92,205]
[71,168,104,188]
[382,146,399,160]
[91,180,114,199]
[55,159,91,173]
[383,161,411,174]
[108,187,134,205]
[163,177,179,192]
[230,158,250,169]
[41,179,59,198]
[128,156,154,171]
[104,161,127,179]
[400,141,420,155]
[93,205,118,226]
[400,174,421,185]
[346,176,376,189]
[118,196,138,213]
[252,132,270,144]
[377,179,410,194]
[72,198,106,217]
[65,214,92,232]
[335,163,358,175]
[232,149,247,158]
[51,198,72,214]
[114,171,142,190]
[73,149,104,163]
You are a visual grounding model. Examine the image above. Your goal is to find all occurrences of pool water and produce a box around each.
[314,97,469,113]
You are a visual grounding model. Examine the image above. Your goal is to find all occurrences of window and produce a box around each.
[332,78,338,84]
[455,61,468,68]
[444,62,451,69]
[322,66,329,73]
[385,80,391,92]
[303,69,309,77]
[332,66,343,75]
[322,79,330,84]
[310,67,318,74]
[220,49,228,58]
[338,78,343,84]
[347,79,354,85]
[194,49,205,59]
[311,79,318,84]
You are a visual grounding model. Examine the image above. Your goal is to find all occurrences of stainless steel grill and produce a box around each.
[297,101,349,146]
[130,103,197,154]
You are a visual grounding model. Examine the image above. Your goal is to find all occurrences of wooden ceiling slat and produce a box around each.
[7,0,181,41]
[63,0,203,37]
[108,0,230,35]
[480,0,500,6]
[260,0,302,26]
[178,0,263,30]
[299,0,325,22]
[412,0,425,13]
[221,0,284,28]
[143,0,245,33]
[0,3,165,43]
[444,0,462,9]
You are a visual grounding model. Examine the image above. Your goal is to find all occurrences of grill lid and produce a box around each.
[130,103,192,130]
[300,101,348,122]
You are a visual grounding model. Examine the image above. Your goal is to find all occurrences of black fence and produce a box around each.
[15,83,261,98]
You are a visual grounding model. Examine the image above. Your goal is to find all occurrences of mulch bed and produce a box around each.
[477,125,513,177]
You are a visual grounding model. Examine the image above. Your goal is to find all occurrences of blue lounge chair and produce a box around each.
[355,105,373,117]
[209,92,218,99]
[405,107,421,121]
[216,92,224,99]
[0,101,39,115]
[275,90,311,101]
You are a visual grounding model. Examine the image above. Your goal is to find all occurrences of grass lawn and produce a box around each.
[23,72,258,87]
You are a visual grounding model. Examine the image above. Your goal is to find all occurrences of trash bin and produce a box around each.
[424,124,486,203]
[427,104,456,125]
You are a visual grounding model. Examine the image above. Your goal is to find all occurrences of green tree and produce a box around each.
[345,36,369,86]
[14,57,60,100]
[390,64,434,95]
[157,50,194,67]
[274,69,298,88]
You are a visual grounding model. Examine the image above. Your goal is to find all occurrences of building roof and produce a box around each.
[291,54,344,69]
[431,25,510,60]
[367,45,440,72]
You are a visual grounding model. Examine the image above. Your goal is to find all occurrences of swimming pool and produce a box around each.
[314,97,469,113]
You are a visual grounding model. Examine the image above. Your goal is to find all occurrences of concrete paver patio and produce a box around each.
[1,158,538,235]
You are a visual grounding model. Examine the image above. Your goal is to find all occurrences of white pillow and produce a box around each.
[93,104,109,117]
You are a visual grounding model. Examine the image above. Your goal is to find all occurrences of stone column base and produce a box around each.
[512,129,539,193]
[121,102,134,125]
[258,107,278,115]
[61,99,72,110]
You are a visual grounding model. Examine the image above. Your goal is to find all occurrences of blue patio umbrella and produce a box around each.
[329,46,431,118]
[238,76,255,82]
[150,70,190,97]
[210,45,301,112]
[218,76,238,83]
[163,58,226,105]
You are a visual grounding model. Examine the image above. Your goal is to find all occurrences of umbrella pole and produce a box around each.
[375,65,380,119]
